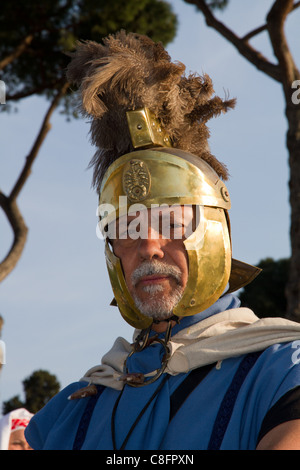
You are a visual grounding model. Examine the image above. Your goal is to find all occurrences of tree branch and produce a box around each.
[6,81,60,102]
[184,0,282,82]
[0,35,34,71]
[0,192,28,283]
[9,81,70,201]
[267,0,300,97]
[5,74,68,102]
[242,1,300,41]
[242,24,267,42]
[0,81,70,283]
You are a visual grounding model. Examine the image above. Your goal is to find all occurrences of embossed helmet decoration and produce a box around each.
[66,31,261,329]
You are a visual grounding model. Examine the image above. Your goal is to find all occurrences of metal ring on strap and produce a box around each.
[120,322,173,387]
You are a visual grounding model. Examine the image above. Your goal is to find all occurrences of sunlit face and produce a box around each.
[111,206,194,322]
[8,429,32,450]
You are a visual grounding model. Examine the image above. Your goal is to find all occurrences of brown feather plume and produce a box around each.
[66,30,235,192]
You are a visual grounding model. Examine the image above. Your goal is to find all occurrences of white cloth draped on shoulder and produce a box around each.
[80,308,300,390]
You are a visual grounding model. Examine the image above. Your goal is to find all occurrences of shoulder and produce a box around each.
[254,341,300,449]
[25,381,90,450]
[245,342,300,447]
[213,341,300,449]
[257,341,300,391]
[238,341,300,412]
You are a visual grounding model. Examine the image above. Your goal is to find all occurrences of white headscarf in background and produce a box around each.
[0,408,33,450]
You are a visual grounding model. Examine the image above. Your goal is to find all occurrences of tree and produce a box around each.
[0,0,177,104]
[184,0,300,321]
[238,258,290,318]
[0,316,4,373]
[0,0,177,284]
[2,369,60,415]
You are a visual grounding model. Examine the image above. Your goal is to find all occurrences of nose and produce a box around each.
[137,225,165,261]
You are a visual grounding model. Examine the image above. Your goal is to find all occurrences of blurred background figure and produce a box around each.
[0,408,33,450]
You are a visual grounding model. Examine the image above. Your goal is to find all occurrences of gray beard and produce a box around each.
[131,261,184,321]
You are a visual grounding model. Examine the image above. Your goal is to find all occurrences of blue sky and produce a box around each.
[0,0,299,410]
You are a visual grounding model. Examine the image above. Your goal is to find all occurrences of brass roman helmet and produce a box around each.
[66,31,261,329]
[98,109,260,328]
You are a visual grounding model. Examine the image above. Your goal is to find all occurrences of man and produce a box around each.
[26,31,300,450]
[0,408,33,450]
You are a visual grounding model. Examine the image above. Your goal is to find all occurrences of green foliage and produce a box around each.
[2,396,24,414]
[2,369,60,415]
[207,0,229,10]
[0,0,177,111]
[238,257,290,318]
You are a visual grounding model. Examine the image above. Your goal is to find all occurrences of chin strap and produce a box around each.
[120,316,179,387]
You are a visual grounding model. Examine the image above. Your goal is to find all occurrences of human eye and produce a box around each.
[10,440,24,450]
[112,217,139,249]
[170,221,184,229]
[112,216,130,240]
[170,222,185,239]
[157,213,183,239]
[117,224,128,240]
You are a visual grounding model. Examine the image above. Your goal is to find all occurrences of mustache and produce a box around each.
[131,261,182,286]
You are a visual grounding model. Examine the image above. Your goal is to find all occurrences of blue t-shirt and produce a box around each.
[25,296,300,450]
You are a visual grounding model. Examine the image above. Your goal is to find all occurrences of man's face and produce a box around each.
[111,206,193,322]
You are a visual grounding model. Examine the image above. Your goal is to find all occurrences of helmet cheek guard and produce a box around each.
[175,205,232,318]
